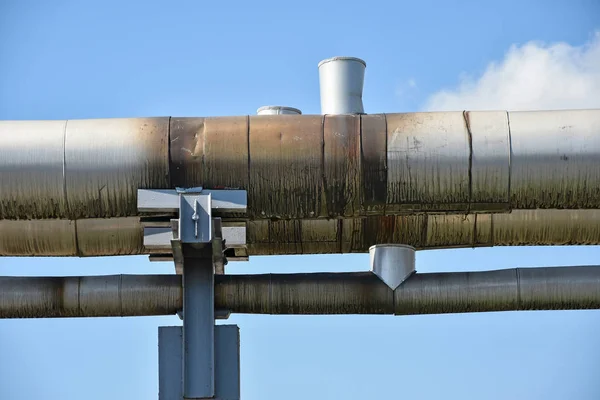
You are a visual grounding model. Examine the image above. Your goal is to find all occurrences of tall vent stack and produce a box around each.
[318,56,366,114]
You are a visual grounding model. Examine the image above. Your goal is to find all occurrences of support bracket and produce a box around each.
[140,187,246,399]
[137,187,249,269]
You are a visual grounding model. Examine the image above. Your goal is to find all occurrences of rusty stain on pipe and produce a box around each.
[361,114,387,214]
[2,266,600,318]
[248,114,324,219]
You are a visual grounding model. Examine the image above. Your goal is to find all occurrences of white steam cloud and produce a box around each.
[425,32,600,111]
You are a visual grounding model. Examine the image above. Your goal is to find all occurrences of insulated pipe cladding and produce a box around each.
[2,265,600,318]
[1,109,600,257]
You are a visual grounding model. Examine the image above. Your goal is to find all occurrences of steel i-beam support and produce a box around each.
[144,187,246,400]
[183,255,215,399]
[160,325,241,400]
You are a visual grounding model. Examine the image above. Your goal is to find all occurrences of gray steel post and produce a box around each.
[159,326,183,400]
[159,325,240,400]
[215,325,241,400]
[183,257,215,399]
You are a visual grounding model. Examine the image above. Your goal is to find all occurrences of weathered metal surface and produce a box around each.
[3,110,600,225]
[0,219,77,256]
[4,210,600,257]
[489,209,600,246]
[170,116,249,190]
[246,210,600,254]
[323,114,361,217]
[0,275,182,318]
[3,110,600,258]
[386,112,471,212]
[0,120,67,219]
[385,111,511,213]
[221,267,600,315]
[216,272,392,315]
[248,114,323,218]
[397,266,600,315]
[510,109,600,209]
[3,266,600,318]
[361,114,387,214]
[221,266,600,315]
[77,217,144,256]
[169,117,205,188]
[65,118,170,219]
[468,111,510,210]
[426,214,476,248]
[396,269,518,315]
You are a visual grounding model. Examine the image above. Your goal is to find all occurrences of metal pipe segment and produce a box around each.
[2,266,600,318]
[2,209,600,256]
[3,110,600,221]
[1,110,600,256]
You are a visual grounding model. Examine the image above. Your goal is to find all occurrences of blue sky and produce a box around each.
[1,1,600,399]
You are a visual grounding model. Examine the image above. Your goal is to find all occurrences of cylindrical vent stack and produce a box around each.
[256,106,302,115]
[318,56,366,114]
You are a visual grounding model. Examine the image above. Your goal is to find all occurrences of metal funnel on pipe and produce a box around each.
[318,56,366,114]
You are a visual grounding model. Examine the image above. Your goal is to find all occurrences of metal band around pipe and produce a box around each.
[2,266,600,318]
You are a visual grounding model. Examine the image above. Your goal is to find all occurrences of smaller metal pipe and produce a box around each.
[0,274,182,318]
[183,258,215,399]
[2,266,600,319]
[216,266,600,315]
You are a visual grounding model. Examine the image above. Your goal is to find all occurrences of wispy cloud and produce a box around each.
[424,32,600,111]
[395,78,418,98]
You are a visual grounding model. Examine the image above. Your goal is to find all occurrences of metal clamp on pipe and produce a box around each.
[137,187,248,271]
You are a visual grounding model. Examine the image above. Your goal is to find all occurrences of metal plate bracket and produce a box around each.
[138,188,248,265]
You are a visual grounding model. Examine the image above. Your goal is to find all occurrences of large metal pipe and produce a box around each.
[2,110,600,220]
[2,209,600,256]
[1,110,600,256]
[2,266,600,318]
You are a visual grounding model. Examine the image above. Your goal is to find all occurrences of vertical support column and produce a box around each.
[183,256,215,399]
[215,325,241,400]
[159,326,183,400]
[159,325,241,400]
